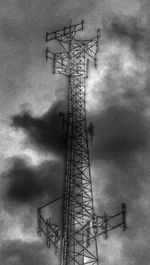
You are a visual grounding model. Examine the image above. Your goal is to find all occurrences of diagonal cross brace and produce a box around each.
[45,23,100,75]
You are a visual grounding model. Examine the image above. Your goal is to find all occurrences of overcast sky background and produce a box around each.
[0,0,150,264]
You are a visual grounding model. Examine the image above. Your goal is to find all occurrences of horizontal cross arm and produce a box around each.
[93,203,127,239]
[46,20,84,42]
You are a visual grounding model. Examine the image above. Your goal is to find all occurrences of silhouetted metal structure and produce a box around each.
[38,20,127,265]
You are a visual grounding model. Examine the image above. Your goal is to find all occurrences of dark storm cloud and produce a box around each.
[2,157,63,208]
[92,104,150,265]
[89,15,150,262]
[0,240,51,265]
[12,101,65,154]
[92,104,149,161]
[106,16,143,40]
[90,85,150,265]
[89,13,150,163]
[104,16,144,50]
[1,2,150,265]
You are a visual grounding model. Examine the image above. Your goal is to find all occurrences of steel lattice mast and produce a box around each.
[37,20,127,265]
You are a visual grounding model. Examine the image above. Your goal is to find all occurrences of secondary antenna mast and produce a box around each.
[38,20,127,265]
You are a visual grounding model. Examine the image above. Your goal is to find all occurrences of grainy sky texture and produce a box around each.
[0,0,150,264]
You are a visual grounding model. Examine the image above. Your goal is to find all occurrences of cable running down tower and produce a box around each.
[38,20,127,265]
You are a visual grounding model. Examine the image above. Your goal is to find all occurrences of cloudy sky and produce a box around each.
[0,0,150,264]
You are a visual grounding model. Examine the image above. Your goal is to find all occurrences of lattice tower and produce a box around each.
[37,20,127,265]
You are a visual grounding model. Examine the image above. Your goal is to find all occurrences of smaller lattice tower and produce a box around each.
[38,20,127,265]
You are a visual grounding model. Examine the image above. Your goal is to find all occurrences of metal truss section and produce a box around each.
[45,20,100,265]
[37,197,62,253]
[38,20,127,265]
[38,208,61,253]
